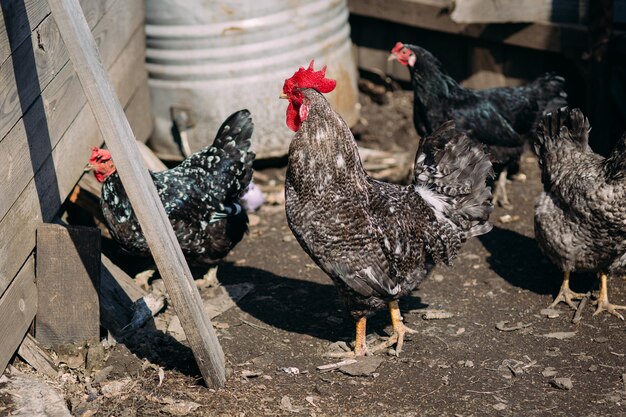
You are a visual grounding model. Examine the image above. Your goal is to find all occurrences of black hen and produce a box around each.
[89,109,255,264]
[390,42,567,208]
[534,107,626,318]
[281,63,493,356]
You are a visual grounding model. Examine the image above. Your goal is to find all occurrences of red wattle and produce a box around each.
[286,102,301,132]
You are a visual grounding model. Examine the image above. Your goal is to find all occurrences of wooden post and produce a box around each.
[47,0,225,387]
[36,224,101,346]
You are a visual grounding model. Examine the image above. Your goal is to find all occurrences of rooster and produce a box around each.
[534,107,626,318]
[281,62,493,356]
[88,109,255,264]
[389,42,567,209]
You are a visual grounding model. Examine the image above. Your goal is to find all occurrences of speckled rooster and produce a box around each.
[282,62,494,356]
[88,110,255,264]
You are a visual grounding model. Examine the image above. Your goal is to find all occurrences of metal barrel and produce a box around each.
[146,0,360,160]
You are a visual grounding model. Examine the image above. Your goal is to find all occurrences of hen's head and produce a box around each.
[88,147,116,183]
[389,42,416,67]
[281,60,336,132]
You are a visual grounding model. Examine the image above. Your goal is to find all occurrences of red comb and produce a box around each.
[89,147,111,162]
[283,60,336,95]
[391,42,405,53]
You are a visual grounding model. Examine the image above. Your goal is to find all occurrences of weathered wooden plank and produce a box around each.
[0,0,116,67]
[0,24,146,224]
[36,224,100,347]
[348,0,590,56]
[450,0,581,24]
[124,81,154,145]
[48,0,225,387]
[100,255,147,335]
[0,0,140,144]
[0,256,36,375]
[0,32,148,299]
[17,334,59,378]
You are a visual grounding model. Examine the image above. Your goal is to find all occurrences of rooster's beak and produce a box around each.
[279,92,288,99]
[387,53,397,62]
[84,164,93,172]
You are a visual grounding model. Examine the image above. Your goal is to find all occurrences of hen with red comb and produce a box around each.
[89,110,255,265]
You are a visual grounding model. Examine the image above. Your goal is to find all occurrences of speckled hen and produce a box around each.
[281,62,494,356]
[534,107,626,318]
[88,110,255,264]
[389,42,567,209]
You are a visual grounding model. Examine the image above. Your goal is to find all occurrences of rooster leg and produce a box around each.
[491,169,512,209]
[372,300,418,356]
[324,316,370,358]
[549,270,585,310]
[592,272,626,320]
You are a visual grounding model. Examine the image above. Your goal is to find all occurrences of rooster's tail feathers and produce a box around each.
[413,121,493,239]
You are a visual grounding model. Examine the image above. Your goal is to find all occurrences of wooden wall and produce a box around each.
[0,0,151,373]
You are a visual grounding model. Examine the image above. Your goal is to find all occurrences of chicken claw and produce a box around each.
[592,272,626,320]
[549,271,585,310]
[372,300,418,355]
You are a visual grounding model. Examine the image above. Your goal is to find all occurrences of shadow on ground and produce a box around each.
[479,225,596,297]
[217,263,427,343]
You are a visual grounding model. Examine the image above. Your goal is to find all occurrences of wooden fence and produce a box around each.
[0,0,151,373]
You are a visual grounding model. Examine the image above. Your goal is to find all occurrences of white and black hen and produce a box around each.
[281,62,493,356]
[534,107,626,318]
[89,109,255,264]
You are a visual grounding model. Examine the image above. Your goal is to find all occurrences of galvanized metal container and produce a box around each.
[145,0,360,160]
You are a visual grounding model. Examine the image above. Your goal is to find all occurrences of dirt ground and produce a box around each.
[4,89,626,417]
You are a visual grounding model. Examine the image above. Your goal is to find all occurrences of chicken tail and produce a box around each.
[529,73,568,115]
[534,107,592,186]
[185,109,255,203]
[413,121,494,239]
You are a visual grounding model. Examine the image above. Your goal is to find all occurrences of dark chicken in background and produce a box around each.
[534,107,626,318]
[282,62,493,356]
[88,109,255,265]
[389,42,568,208]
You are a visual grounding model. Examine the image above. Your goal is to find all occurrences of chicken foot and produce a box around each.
[549,270,586,310]
[372,300,418,356]
[491,169,512,209]
[592,272,626,320]
[324,316,373,358]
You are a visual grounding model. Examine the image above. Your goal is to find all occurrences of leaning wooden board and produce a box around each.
[48,0,226,388]
[0,0,149,298]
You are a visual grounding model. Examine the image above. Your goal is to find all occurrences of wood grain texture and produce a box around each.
[0,0,116,66]
[17,334,58,378]
[0,256,37,375]
[0,26,147,298]
[0,24,146,222]
[450,0,580,24]
[48,0,225,387]
[348,0,589,57]
[0,0,142,144]
[36,223,100,347]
